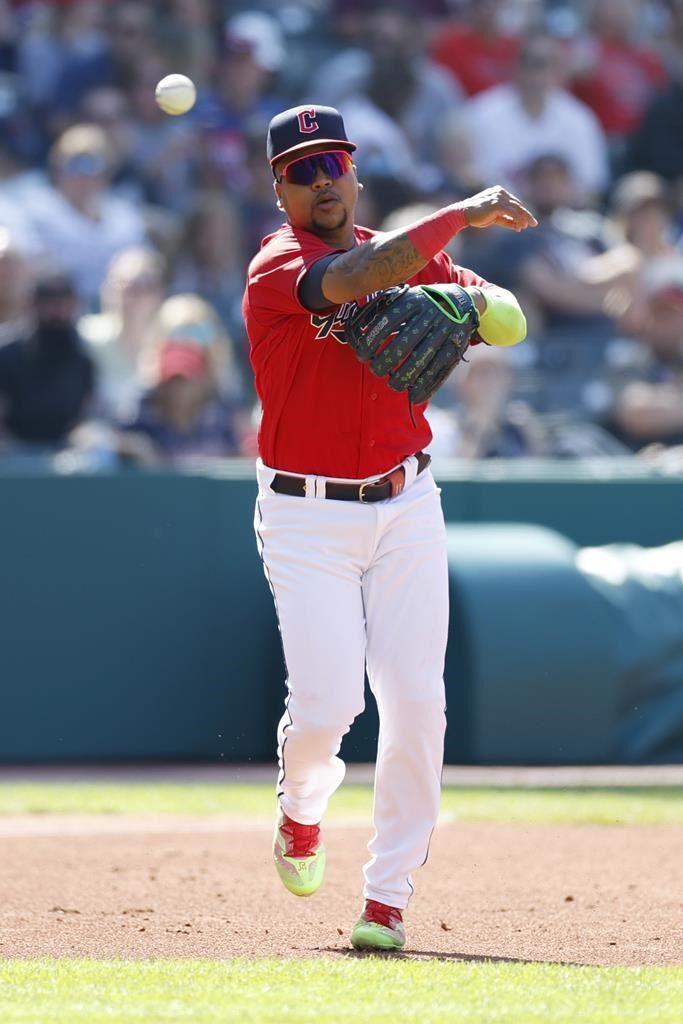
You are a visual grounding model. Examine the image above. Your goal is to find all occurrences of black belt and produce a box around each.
[270,452,431,503]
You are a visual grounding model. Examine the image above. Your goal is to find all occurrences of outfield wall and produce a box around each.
[1,459,681,765]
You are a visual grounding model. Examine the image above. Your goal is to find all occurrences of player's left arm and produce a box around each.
[435,256,527,348]
[467,283,527,347]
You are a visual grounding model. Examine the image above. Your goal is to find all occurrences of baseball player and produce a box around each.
[243,105,536,951]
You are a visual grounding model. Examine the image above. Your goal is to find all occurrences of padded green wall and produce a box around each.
[1,461,681,763]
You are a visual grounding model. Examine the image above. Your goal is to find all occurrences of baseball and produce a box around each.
[155,74,197,116]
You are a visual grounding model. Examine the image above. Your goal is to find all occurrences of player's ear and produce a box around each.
[273,180,284,210]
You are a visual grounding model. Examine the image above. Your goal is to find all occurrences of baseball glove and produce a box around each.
[344,282,480,405]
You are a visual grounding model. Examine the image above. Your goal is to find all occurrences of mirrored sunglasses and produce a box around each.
[279,150,352,186]
[60,152,108,177]
[166,322,215,346]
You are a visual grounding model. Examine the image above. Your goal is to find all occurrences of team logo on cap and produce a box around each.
[297,108,318,134]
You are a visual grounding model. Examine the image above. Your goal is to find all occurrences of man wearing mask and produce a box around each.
[0,271,95,451]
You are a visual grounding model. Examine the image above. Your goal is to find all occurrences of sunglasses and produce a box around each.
[60,153,108,177]
[278,150,353,186]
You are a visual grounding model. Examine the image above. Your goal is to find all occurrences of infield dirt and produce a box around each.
[1,815,680,965]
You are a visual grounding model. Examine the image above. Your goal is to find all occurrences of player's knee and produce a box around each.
[379,691,446,736]
[373,669,446,707]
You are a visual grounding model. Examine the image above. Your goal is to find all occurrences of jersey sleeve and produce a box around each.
[414,249,491,290]
[246,229,341,321]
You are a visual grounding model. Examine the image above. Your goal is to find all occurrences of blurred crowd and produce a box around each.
[0,0,682,468]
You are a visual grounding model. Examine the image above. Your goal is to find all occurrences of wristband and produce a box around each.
[406,204,467,261]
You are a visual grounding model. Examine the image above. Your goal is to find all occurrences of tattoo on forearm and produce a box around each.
[329,233,427,292]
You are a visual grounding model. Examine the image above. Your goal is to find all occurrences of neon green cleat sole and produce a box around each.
[273,814,326,897]
[350,918,406,951]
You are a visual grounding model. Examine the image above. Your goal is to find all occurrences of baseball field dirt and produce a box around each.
[1,814,680,965]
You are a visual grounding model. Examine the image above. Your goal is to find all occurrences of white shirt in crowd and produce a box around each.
[0,175,146,308]
[461,83,609,197]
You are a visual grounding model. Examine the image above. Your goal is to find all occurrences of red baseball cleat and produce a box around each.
[351,899,406,950]
[273,811,326,897]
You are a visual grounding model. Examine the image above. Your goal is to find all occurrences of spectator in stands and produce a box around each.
[79,246,165,422]
[79,84,142,201]
[52,1,155,121]
[18,1,106,148]
[170,191,249,394]
[160,0,218,93]
[472,152,619,419]
[426,344,547,459]
[195,11,285,195]
[119,294,244,463]
[430,0,520,97]
[447,33,608,201]
[476,153,616,340]
[658,0,683,80]
[171,192,245,333]
[333,95,423,191]
[10,123,147,309]
[569,0,666,151]
[0,0,15,64]
[0,1,41,164]
[241,124,285,261]
[310,1,462,187]
[579,172,680,314]
[328,0,451,38]
[621,26,683,193]
[355,173,421,229]
[0,229,31,347]
[606,255,683,449]
[125,49,197,213]
[0,269,94,450]
[612,171,680,260]
[11,0,46,111]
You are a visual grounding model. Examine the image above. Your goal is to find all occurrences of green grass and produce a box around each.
[0,959,680,1024]
[0,782,681,825]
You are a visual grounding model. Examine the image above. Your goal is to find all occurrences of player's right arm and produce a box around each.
[318,187,537,306]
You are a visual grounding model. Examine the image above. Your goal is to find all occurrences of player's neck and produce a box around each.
[306,222,356,250]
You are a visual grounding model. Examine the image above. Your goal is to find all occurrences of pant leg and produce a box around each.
[361,471,449,908]
[255,489,373,825]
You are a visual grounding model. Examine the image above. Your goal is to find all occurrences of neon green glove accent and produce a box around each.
[471,286,527,347]
[420,283,475,325]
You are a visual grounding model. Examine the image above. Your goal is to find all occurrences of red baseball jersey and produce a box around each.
[243,223,488,478]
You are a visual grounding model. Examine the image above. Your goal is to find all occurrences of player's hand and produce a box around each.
[461,186,538,232]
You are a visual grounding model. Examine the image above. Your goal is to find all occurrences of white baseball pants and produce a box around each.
[254,455,448,909]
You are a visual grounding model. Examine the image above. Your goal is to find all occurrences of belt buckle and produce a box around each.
[359,465,406,502]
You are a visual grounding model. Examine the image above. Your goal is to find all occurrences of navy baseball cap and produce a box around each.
[267,104,356,170]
